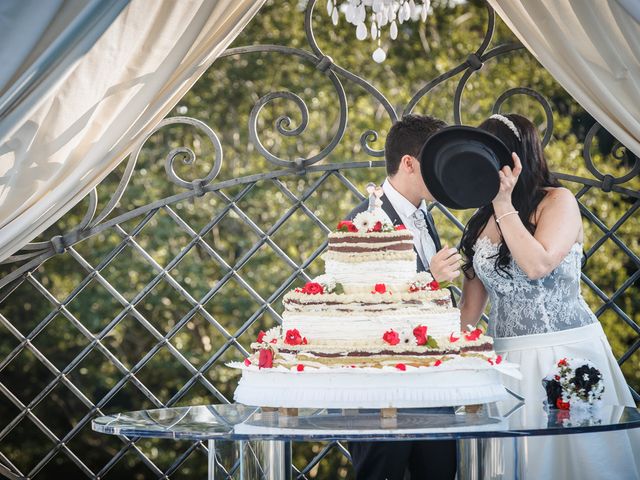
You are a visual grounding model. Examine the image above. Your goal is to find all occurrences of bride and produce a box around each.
[459,113,639,479]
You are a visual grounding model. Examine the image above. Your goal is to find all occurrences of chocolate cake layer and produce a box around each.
[280,348,455,357]
[330,243,413,253]
[328,233,413,244]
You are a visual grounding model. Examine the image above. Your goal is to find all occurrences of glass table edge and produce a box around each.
[91,409,640,442]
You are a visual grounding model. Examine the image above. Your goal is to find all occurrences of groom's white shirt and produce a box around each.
[382,178,437,267]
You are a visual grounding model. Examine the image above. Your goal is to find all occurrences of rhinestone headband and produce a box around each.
[489,114,521,140]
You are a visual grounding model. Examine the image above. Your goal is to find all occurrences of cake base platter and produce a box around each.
[232,401,515,437]
[229,358,521,409]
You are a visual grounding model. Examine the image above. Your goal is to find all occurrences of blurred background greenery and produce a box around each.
[0,0,638,478]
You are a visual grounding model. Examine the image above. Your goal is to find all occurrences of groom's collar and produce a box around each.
[382,178,427,218]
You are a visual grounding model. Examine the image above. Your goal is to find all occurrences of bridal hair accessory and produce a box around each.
[489,114,521,141]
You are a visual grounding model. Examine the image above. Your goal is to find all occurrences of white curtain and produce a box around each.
[0,0,265,263]
[487,0,640,158]
[615,0,640,23]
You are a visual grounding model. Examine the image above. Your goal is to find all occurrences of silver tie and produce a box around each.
[411,209,436,268]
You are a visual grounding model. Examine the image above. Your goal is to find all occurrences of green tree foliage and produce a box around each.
[0,1,637,478]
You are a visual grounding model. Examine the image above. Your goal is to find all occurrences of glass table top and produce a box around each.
[92,398,640,441]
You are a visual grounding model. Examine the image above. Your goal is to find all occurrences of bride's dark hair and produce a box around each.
[460,113,561,278]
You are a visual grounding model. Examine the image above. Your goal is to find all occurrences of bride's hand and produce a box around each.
[492,152,522,208]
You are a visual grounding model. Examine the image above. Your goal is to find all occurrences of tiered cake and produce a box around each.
[230,201,519,408]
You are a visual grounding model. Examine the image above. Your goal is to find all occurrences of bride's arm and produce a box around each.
[459,271,488,331]
[492,154,581,280]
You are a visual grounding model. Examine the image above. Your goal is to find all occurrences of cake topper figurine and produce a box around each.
[366,182,384,211]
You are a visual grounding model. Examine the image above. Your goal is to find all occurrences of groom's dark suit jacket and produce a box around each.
[346,193,457,480]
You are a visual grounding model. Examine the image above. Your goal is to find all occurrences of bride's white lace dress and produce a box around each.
[473,237,639,479]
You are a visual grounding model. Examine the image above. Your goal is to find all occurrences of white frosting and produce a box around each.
[285,301,450,313]
[329,230,413,241]
[282,310,460,340]
[329,240,414,249]
[323,250,416,263]
[324,258,416,294]
[230,357,519,408]
[283,287,451,305]
[231,223,520,410]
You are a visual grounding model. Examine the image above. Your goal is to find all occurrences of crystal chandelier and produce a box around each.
[327,0,430,63]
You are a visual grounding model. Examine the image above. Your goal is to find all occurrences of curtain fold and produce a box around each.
[487,0,640,158]
[0,0,265,263]
[0,0,130,122]
[615,0,640,23]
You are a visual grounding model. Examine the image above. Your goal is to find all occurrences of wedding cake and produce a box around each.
[230,190,519,408]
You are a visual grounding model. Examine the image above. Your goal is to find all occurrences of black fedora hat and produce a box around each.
[419,125,513,209]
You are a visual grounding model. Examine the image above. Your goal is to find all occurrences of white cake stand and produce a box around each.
[230,358,521,409]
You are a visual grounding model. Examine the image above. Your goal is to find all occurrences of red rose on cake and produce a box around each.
[285,328,308,346]
[464,328,483,341]
[372,283,387,294]
[336,220,358,232]
[413,325,428,346]
[258,348,273,368]
[408,272,438,292]
[299,282,324,295]
[382,329,400,345]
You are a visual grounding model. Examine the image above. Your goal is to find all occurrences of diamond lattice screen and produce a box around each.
[1,1,639,479]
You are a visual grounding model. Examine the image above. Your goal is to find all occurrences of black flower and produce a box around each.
[543,378,563,406]
[572,365,602,394]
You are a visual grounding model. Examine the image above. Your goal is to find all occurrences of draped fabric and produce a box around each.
[487,0,640,158]
[615,0,640,23]
[0,0,265,263]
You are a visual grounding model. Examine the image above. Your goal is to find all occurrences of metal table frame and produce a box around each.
[92,400,640,479]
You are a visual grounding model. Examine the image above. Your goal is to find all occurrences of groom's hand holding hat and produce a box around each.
[430,245,461,282]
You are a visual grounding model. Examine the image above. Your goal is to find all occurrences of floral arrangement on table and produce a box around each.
[547,407,604,428]
[542,358,605,410]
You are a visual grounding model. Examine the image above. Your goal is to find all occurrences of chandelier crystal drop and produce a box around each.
[327,0,430,63]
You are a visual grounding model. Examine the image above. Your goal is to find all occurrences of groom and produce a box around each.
[347,114,460,480]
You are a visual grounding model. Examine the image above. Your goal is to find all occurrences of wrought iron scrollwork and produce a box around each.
[1,1,639,479]
[583,122,640,192]
[2,0,638,291]
[161,116,223,192]
[492,87,554,146]
[0,117,224,289]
